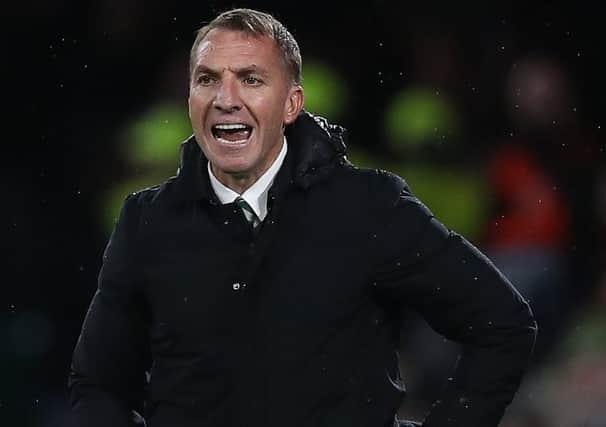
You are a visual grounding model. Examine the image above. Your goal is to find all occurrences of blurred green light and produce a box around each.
[124,104,192,167]
[391,164,488,240]
[344,147,488,241]
[385,88,458,150]
[302,60,349,119]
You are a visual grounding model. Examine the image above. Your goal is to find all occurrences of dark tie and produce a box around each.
[235,196,260,228]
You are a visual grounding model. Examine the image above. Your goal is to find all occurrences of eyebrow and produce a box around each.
[192,64,270,78]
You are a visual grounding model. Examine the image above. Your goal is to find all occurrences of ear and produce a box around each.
[283,85,304,125]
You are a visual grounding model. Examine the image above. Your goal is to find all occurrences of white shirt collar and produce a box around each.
[207,137,288,221]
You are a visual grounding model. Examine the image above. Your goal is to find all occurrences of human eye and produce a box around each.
[243,75,263,86]
[196,74,215,86]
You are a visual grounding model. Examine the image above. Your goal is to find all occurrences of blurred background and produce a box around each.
[3,1,605,426]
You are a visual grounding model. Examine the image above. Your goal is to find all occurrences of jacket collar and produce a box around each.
[170,111,347,204]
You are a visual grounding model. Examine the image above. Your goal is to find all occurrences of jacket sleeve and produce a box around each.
[68,194,150,427]
[372,188,537,427]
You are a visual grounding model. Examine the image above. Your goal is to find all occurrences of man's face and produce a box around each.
[188,28,303,187]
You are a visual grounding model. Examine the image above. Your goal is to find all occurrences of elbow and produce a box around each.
[520,296,538,339]
[506,297,538,358]
[523,299,539,352]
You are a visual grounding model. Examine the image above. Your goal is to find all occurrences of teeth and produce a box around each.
[214,123,248,130]
[216,137,248,145]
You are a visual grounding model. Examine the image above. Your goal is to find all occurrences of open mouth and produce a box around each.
[211,123,253,145]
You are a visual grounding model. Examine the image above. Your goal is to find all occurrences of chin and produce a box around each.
[213,160,253,175]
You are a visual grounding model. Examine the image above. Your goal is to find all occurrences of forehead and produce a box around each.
[193,28,281,70]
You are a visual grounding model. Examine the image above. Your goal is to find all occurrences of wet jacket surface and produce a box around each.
[69,112,537,427]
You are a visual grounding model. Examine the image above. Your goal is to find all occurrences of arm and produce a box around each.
[68,194,150,427]
[373,189,537,427]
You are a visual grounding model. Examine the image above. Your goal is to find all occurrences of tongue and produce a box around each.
[217,129,250,141]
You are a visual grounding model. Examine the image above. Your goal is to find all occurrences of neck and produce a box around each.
[210,139,284,194]
[211,167,259,194]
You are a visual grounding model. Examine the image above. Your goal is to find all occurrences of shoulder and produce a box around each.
[331,163,436,228]
[334,162,414,207]
[131,173,184,204]
[119,175,182,222]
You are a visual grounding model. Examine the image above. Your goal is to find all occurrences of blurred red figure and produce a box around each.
[485,143,570,361]
[486,144,569,250]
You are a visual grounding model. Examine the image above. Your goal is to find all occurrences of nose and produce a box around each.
[213,78,242,112]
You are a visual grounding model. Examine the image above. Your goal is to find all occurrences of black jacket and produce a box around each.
[69,111,537,427]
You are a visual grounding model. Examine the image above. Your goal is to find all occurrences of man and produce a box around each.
[69,8,536,427]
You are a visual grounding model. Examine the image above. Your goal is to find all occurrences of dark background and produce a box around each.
[4,1,606,426]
